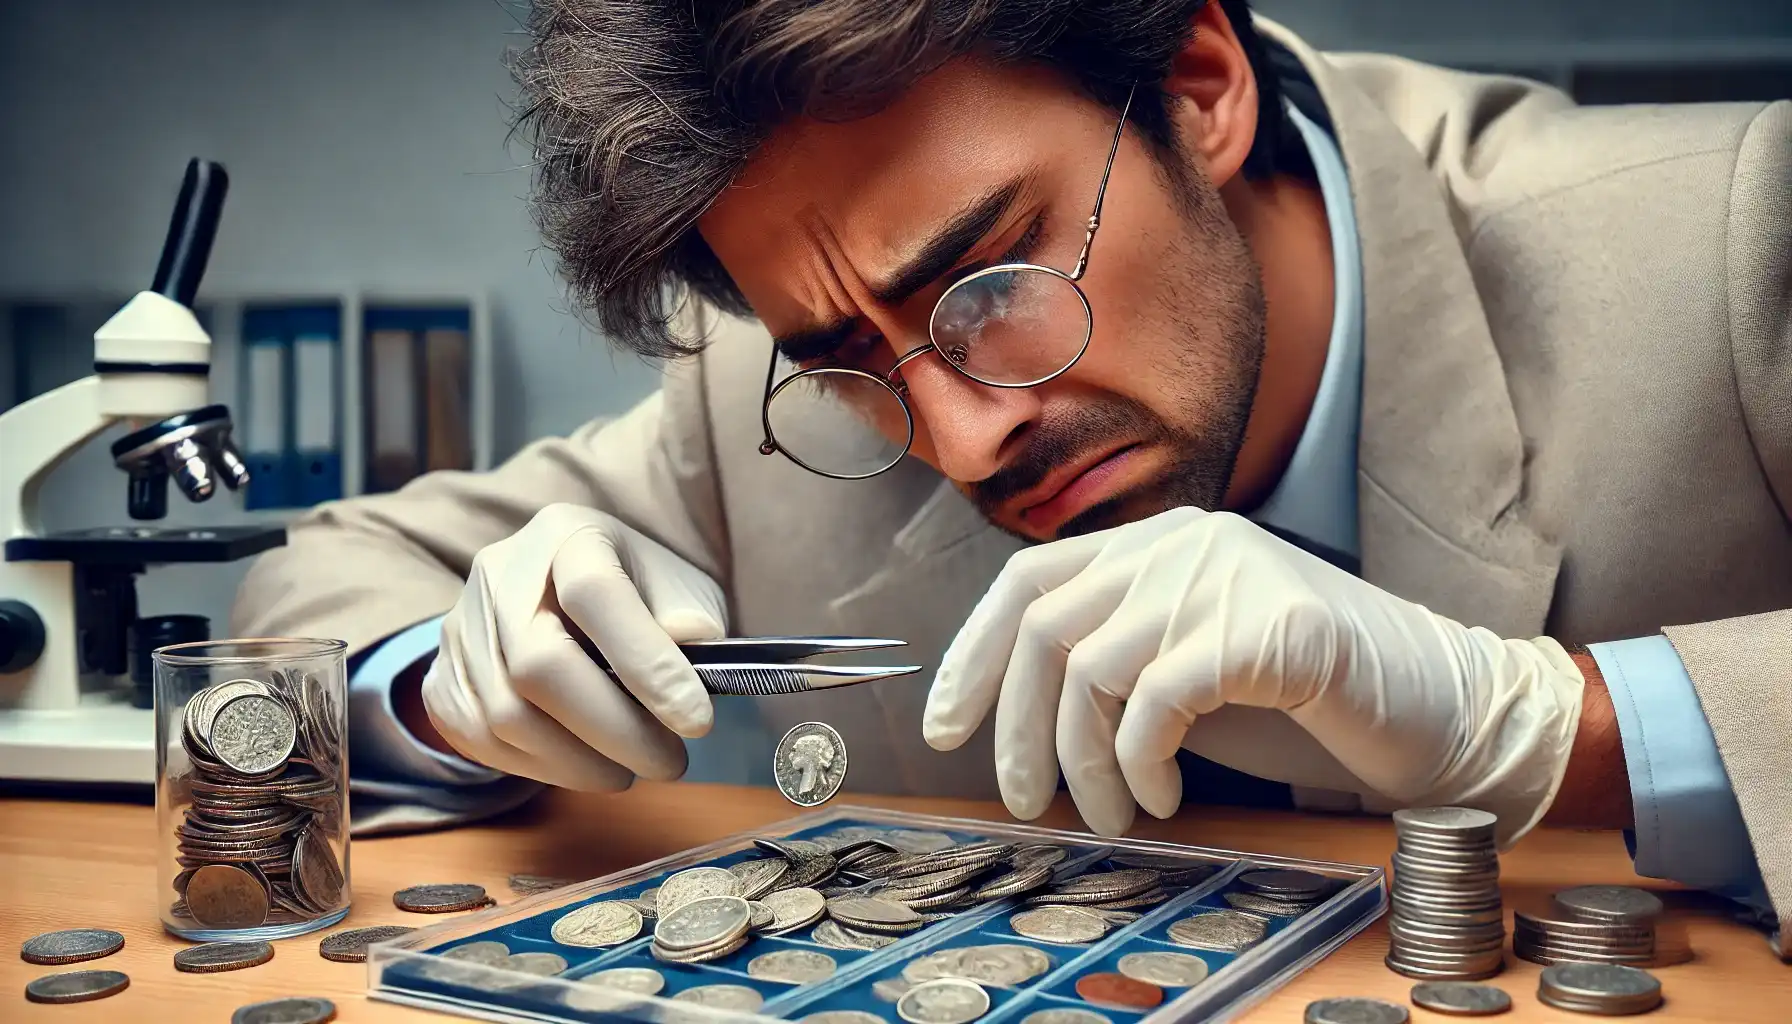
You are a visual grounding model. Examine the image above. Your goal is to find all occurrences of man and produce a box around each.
[232,0,1792,931]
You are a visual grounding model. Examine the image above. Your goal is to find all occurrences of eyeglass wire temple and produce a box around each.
[1071,84,1137,281]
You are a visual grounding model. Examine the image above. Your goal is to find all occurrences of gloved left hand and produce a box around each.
[922,507,1585,844]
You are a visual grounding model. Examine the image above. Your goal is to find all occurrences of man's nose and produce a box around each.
[899,350,1038,483]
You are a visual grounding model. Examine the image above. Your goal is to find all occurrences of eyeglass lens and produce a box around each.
[766,266,1091,477]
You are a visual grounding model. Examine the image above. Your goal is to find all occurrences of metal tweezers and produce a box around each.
[586,636,923,696]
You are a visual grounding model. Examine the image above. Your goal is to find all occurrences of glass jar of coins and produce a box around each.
[153,638,350,940]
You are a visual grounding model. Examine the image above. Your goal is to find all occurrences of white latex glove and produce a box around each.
[422,503,728,790]
[922,507,1585,845]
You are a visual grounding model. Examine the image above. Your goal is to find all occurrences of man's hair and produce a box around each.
[511,0,1302,360]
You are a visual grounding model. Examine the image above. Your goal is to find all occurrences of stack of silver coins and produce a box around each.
[651,895,755,964]
[171,670,344,929]
[1536,962,1663,1015]
[1515,886,1665,967]
[1384,807,1505,981]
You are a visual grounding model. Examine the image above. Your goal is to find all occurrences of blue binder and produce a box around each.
[240,308,289,510]
[286,305,343,507]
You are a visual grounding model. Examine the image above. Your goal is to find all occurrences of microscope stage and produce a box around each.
[0,696,155,784]
[6,524,286,565]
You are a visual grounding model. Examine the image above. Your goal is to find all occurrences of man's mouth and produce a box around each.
[1017,443,1143,531]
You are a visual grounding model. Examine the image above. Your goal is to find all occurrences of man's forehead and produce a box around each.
[698,61,1078,317]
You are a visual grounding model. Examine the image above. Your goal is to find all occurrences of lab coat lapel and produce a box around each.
[1261,18,1563,637]
[826,477,1022,800]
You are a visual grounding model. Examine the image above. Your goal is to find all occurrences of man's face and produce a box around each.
[700,60,1266,542]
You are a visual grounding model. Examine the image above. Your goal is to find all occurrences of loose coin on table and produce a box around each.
[1409,982,1513,1016]
[552,900,645,947]
[774,722,849,807]
[24,970,131,1004]
[1075,972,1165,1010]
[174,940,276,973]
[1537,962,1663,1016]
[394,883,491,914]
[1303,996,1410,1024]
[20,928,125,966]
[317,924,417,963]
[1117,950,1210,988]
[898,977,993,1024]
[230,996,339,1024]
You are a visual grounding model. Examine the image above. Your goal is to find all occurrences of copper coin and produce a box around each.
[1074,972,1164,1009]
[186,863,271,929]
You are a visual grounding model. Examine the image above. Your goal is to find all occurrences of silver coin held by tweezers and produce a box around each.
[1408,982,1513,1016]
[774,722,849,806]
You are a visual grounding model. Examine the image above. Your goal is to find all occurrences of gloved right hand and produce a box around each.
[422,503,728,790]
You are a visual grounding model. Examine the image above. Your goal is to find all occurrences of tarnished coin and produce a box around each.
[1303,997,1409,1024]
[1022,1010,1112,1024]
[1552,886,1666,926]
[24,970,131,1004]
[655,895,753,951]
[1409,982,1513,1016]
[730,858,792,900]
[975,863,1055,901]
[898,978,991,1024]
[904,944,1051,987]
[187,863,271,928]
[813,918,899,950]
[293,826,345,910]
[552,901,645,947]
[509,874,577,895]
[749,902,776,930]
[1039,869,1160,903]
[583,966,666,996]
[803,1012,889,1024]
[395,883,490,913]
[1224,891,1314,917]
[1075,972,1164,1010]
[20,929,125,966]
[210,693,298,775]
[1117,951,1210,987]
[658,866,743,914]
[1011,906,1108,944]
[831,896,924,933]
[1167,910,1267,952]
[1537,962,1663,1015]
[762,886,828,932]
[1238,869,1330,899]
[505,951,569,976]
[748,948,838,983]
[674,984,765,1011]
[774,722,849,807]
[175,940,275,973]
[317,925,416,963]
[1013,845,1071,869]
[440,940,512,965]
[230,996,338,1024]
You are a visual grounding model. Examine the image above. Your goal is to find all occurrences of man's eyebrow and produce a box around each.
[770,174,1034,363]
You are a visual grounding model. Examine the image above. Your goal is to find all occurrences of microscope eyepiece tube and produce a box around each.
[151,158,229,309]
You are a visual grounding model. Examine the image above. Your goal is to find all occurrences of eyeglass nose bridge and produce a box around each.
[884,340,967,397]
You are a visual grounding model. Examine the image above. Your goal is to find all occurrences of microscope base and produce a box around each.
[0,699,154,784]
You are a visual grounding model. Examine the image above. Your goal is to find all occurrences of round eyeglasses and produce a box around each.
[758,87,1136,481]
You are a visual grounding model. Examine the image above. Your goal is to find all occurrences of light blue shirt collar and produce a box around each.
[1245,102,1364,562]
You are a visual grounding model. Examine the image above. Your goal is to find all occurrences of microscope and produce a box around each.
[0,159,288,785]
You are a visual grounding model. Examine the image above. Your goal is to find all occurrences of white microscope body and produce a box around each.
[0,160,282,784]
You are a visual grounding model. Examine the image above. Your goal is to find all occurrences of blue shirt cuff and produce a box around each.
[1592,635,1770,911]
[347,616,504,787]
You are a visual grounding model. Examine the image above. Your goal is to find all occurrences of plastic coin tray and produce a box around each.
[368,805,1386,1024]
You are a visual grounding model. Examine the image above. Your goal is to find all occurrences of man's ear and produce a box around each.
[1160,1,1259,188]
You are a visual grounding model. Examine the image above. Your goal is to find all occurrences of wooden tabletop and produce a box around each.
[4,784,1788,1022]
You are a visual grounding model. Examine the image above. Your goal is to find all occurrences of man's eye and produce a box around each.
[831,332,884,370]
